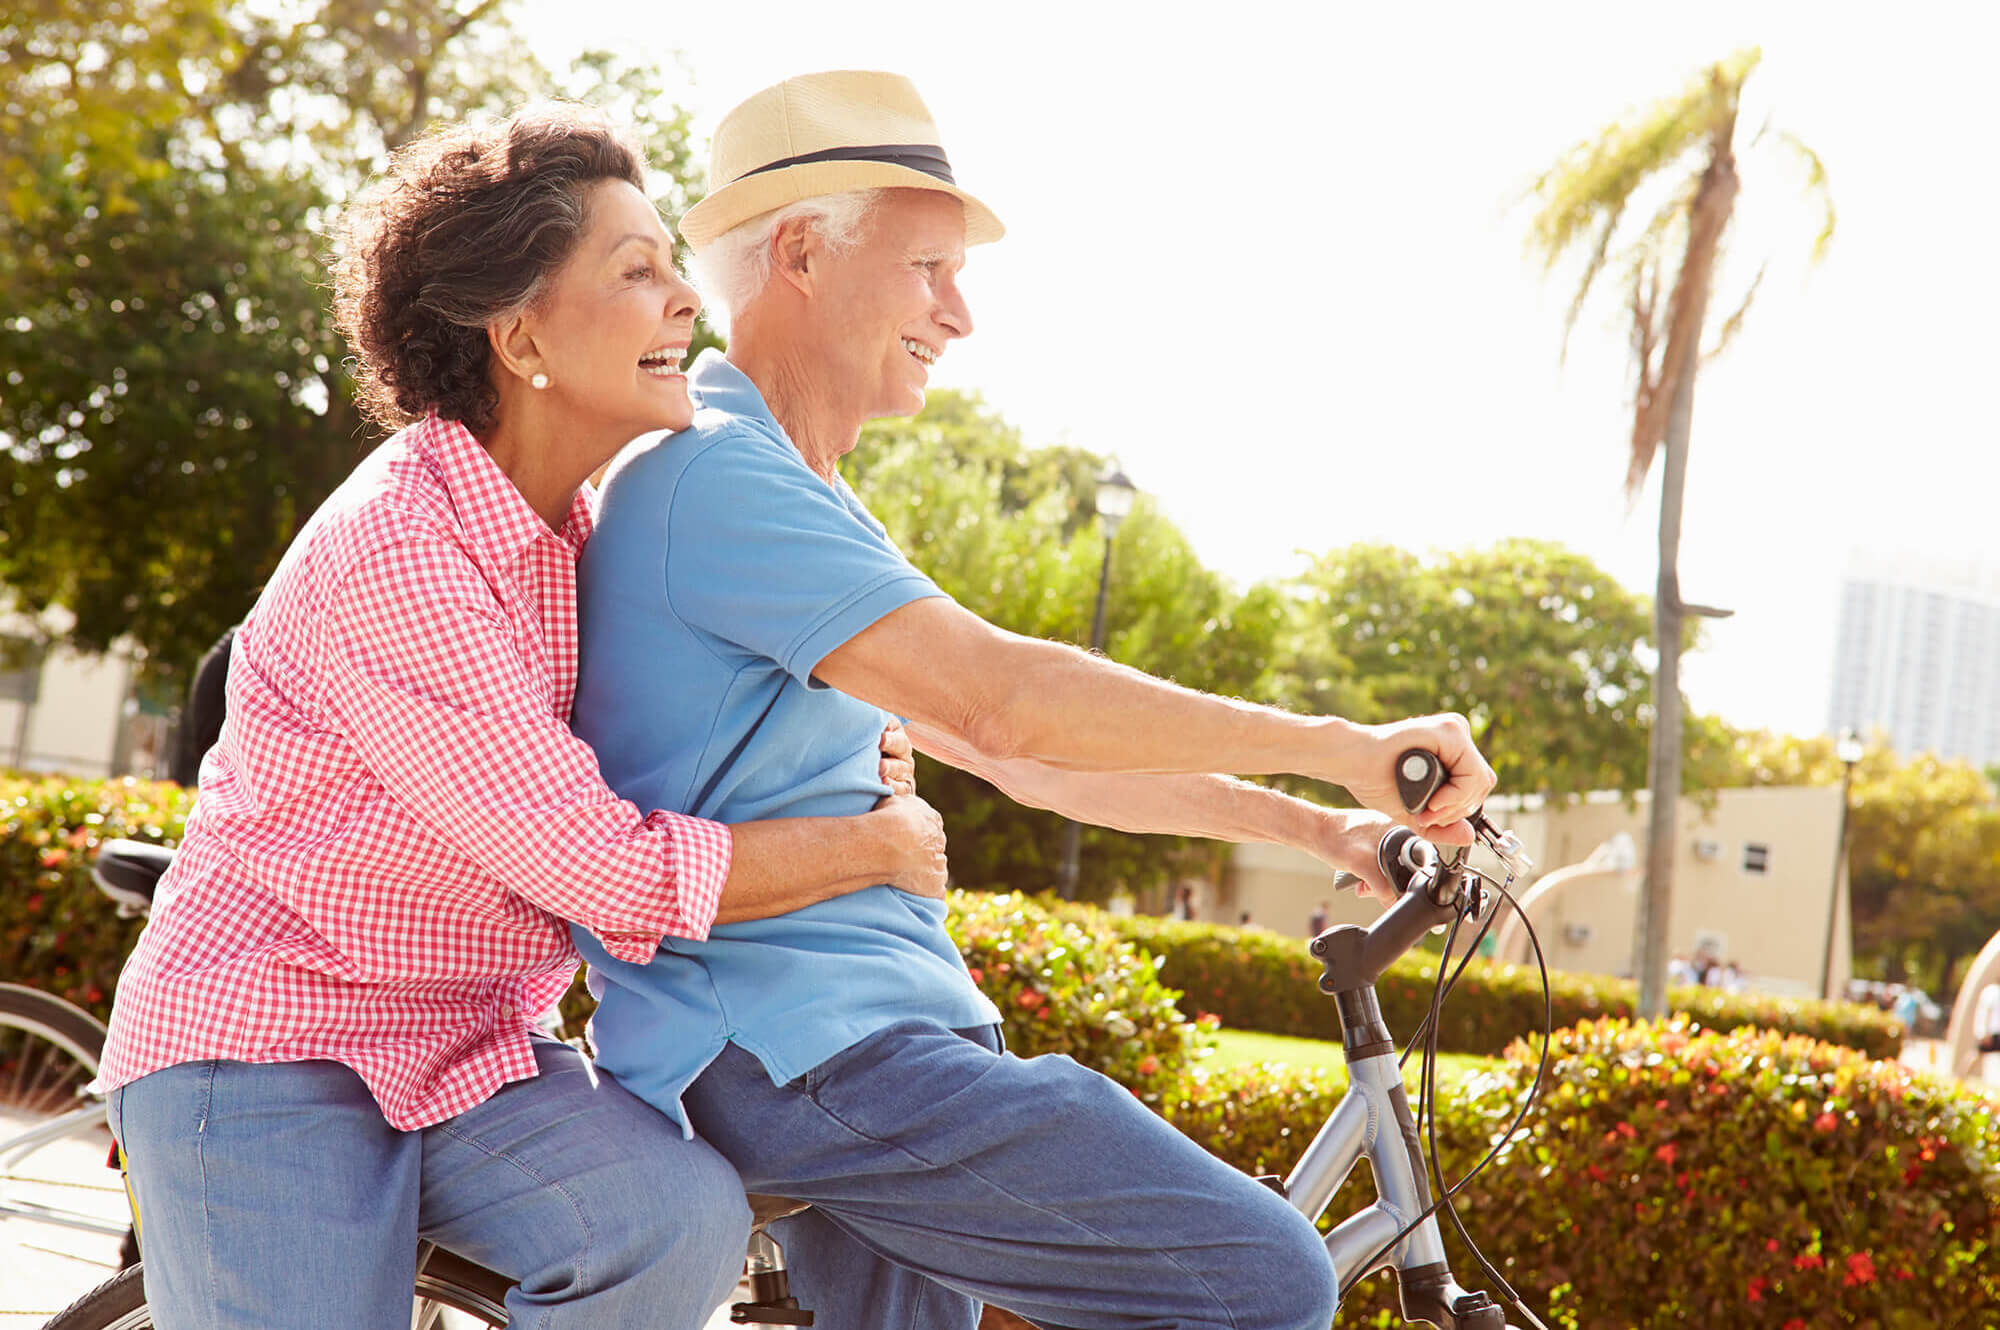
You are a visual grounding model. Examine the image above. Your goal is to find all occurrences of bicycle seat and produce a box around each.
[747,1193,809,1231]
[93,839,175,913]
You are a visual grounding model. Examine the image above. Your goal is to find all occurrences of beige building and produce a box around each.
[1222,785,1850,999]
[0,611,165,779]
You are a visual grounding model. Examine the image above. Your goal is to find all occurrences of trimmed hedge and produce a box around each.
[1,775,188,1020]
[1071,905,1905,1061]
[1163,1019,2000,1330]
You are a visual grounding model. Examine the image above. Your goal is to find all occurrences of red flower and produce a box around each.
[1654,1143,1677,1167]
[1813,1111,1838,1133]
[967,967,984,984]
[1843,1252,1876,1287]
[1616,1122,1637,1139]
[1765,1239,1780,1254]
[1015,989,1044,1010]
[1747,1276,1769,1303]
[1784,1320,1807,1330]
[1585,1164,1608,1183]
[1793,1252,1823,1272]
[1136,1056,1159,1076]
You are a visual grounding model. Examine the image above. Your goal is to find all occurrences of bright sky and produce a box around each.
[516,0,1999,738]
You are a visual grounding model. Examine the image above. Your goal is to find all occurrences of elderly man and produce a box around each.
[571,71,1497,1330]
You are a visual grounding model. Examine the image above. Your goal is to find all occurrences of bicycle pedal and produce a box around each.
[730,1299,814,1326]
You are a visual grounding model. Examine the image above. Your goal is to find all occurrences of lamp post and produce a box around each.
[1057,465,1137,900]
[1820,729,1865,1000]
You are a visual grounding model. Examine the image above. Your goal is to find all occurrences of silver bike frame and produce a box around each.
[1275,869,1514,1329]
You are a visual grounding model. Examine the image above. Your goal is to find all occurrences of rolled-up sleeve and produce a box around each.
[321,534,730,961]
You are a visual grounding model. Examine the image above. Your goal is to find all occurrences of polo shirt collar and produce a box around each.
[413,414,594,563]
[688,349,787,441]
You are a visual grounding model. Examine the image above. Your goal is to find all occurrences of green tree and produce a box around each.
[0,0,707,687]
[844,391,1287,901]
[1525,48,1835,1016]
[1277,540,1659,801]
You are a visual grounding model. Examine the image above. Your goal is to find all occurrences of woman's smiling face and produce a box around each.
[526,179,703,439]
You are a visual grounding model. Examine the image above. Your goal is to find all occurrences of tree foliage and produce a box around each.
[0,0,706,686]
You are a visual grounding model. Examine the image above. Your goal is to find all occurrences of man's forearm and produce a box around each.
[913,722,1325,850]
[971,637,1365,782]
[713,814,898,923]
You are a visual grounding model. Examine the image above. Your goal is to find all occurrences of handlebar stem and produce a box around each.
[1311,887,1459,994]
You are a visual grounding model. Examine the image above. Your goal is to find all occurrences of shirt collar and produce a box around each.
[687,349,788,443]
[411,415,594,563]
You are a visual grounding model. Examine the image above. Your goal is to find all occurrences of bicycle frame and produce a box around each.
[0,1098,127,1238]
[1279,869,1513,1330]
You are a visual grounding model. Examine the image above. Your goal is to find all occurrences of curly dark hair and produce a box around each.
[332,103,649,436]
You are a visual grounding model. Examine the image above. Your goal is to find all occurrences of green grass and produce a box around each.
[1207,1027,1495,1085]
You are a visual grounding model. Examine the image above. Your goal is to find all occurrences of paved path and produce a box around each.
[0,1111,127,1329]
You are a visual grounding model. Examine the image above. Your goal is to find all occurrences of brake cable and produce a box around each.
[1350,853,1556,1328]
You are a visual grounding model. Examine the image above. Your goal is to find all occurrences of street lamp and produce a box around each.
[1820,729,1865,1000]
[1058,465,1138,899]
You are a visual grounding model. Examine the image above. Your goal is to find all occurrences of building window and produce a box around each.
[1742,843,1770,875]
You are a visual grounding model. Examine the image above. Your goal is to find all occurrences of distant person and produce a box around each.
[1667,953,1696,986]
[1172,883,1197,920]
[1307,899,1330,936]
[167,623,238,786]
[1238,909,1254,928]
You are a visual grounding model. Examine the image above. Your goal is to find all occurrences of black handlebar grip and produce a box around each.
[1332,827,1439,898]
[1394,748,1446,816]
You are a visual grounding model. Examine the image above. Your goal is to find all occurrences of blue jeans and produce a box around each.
[109,1039,751,1330]
[680,1021,1339,1330]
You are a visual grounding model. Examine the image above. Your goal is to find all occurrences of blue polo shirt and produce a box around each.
[569,350,1000,1128]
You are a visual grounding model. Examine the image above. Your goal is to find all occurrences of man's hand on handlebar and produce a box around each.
[1342,714,1495,846]
[1306,809,1404,908]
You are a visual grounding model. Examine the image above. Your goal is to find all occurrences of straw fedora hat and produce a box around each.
[678,70,1005,254]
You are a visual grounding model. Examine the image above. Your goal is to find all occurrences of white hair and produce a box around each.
[686,189,883,331]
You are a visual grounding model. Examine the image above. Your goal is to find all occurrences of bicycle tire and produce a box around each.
[0,982,108,1078]
[41,1253,516,1328]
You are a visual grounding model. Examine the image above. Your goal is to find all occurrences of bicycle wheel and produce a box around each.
[42,1253,515,1328]
[0,983,130,1244]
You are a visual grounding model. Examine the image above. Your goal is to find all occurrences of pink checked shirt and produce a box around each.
[97,416,733,1130]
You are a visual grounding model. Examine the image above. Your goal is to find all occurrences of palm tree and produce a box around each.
[1526,48,1835,1017]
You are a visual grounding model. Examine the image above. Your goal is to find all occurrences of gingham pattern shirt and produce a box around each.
[96,416,732,1130]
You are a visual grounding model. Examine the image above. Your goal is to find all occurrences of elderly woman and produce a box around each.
[571,72,1497,1330]
[95,103,947,1330]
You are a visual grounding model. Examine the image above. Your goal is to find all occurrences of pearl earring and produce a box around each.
[530,372,549,390]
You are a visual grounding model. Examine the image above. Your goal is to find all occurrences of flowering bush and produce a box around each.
[1074,906,1903,1060]
[949,889,1202,1101]
[0,775,192,1019]
[1449,1017,1999,1328]
[1155,1020,1997,1328]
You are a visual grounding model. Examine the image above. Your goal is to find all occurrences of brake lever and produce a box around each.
[1469,810,1533,877]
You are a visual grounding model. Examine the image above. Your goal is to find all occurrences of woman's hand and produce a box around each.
[869,792,948,899]
[1338,714,1495,846]
[1304,807,1404,908]
[878,721,916,797]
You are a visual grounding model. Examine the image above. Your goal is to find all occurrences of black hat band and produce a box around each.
[739,143,955,186]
